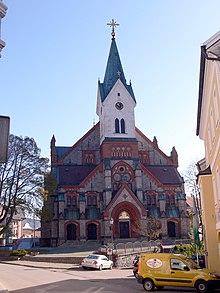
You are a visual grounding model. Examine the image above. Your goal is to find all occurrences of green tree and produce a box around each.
[132,218,162,240]
[0,134,49,235]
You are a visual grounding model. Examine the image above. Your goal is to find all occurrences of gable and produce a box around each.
[103,184,147,217]
[136,127,174,165]
[57,123,100,164]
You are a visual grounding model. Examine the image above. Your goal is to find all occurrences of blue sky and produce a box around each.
[1,0,220,172]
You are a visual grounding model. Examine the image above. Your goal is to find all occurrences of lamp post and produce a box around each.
[110,217,114,247]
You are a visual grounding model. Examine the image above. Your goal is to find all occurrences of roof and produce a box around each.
[99,38,136,102]
[145,165,183,185]
[196,31,220,136]
[56,147,71,161]
[58,165,96,185]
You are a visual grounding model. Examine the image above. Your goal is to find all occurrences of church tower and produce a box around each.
[96,19,136,144]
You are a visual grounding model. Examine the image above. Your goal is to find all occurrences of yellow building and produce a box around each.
[196,30,220,271]
[0,0,8,57]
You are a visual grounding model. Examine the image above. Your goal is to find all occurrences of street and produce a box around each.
[1,263,218,293]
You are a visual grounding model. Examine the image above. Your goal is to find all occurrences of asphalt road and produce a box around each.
[1,262,220,293]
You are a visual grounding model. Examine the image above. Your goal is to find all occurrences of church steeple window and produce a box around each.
[121,119,125,133]
[115,118,126,133]
[115,119,120,133]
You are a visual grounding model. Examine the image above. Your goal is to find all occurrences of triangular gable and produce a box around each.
[135,127,174,165]
[103,184,147,217]
[79,163,103,188]
[101,78,136,105]
[58,122,100,163]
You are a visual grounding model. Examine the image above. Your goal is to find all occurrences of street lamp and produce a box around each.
[110,217,114,246]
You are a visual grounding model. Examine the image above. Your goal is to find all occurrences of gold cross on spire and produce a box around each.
[107,19,119,39]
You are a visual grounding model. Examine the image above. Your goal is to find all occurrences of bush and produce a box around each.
[10,249,28,257]
[172,243,204,257]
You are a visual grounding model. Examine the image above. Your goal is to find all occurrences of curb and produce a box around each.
[0,283,8,293]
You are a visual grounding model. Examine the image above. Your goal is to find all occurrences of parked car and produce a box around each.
[81,254,113,270]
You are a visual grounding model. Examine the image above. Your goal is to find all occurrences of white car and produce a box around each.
[81,254,113,270]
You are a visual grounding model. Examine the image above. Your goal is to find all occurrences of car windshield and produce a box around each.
[184,257,201,269]
[86,255,99,260]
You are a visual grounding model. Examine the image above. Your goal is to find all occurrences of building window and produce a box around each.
[170,195,175,206]
[87,195,97,206]
[115,119,120,133]
[121,119,125,133]
[67,195,71,206]
[151,195,156,205]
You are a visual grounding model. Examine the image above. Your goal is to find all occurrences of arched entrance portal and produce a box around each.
[87,223,97,240]
[168,221,176,237]
[66,223,77,240]
[119,211,130,238]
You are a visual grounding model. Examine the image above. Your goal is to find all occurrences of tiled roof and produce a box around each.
[58,165,96,186]
[145,165,183,185]
[56,147,71,160]
[99,38,136,102]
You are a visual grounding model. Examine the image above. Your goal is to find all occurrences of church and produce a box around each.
[42,20,189,247]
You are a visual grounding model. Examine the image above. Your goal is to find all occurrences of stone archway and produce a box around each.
[87,223,97,240]
[66,223,77,240]
[111,201,142,239]
[167,221,176,237]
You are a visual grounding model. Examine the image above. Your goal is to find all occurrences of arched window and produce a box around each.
[121,119,125,133]
[115,118,120,133]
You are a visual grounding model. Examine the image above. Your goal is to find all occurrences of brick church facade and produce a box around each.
[42,23,189,247]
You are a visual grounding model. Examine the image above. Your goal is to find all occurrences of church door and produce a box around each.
[118,211,130,238]
[87,223,97,240]
[66,223,77,240]
[119,221,130,238]
[168,221,176,237]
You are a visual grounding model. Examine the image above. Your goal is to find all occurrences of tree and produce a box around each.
[0,134,49,235]
[181,158,203,242]
[132,218,162,240]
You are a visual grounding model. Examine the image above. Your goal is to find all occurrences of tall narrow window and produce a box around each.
[121,119,125,133]
[115,118,120,133]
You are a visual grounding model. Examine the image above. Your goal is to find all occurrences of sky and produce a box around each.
[1,0,220,173]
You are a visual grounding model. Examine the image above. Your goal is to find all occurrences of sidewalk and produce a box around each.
[0,249,93,292]
[0,258,79,270]
[0,256,82,293]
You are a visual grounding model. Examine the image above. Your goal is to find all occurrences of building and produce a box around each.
[196,30,220,270]
[0,0,7,57]
[42,21,189,247]
[0,206,24,245]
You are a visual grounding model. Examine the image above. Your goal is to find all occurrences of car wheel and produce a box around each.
[195,280,208,293]
[99,264,103,271]
[82,266,87,270]
[143,278,155,291]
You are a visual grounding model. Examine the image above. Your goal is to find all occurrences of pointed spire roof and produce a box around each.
[98,24,136,102]
[103,38,127,95]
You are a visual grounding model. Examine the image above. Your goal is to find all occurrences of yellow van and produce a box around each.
[136,253,220,292]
